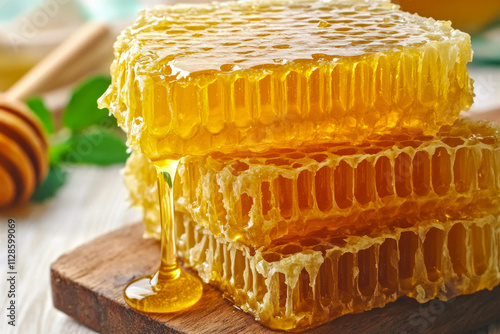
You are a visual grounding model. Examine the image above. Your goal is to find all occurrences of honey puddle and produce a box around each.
[123,159,202,312]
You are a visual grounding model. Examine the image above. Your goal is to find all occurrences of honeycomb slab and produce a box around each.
[99,0,473,161]
[124,119,500,247]
[174,211,500,331]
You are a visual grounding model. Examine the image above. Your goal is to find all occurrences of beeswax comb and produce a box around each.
[125,119,500,247]
[173,211,500,331]
[99,0,473,160]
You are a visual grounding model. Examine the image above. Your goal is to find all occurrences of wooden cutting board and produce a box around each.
[51,223,500,334]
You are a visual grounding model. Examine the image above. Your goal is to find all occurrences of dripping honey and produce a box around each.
[124,160,202,312]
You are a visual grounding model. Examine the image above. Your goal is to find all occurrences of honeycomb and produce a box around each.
[174,210,500,331]
[99,0,474,161]
[124,119,500,247]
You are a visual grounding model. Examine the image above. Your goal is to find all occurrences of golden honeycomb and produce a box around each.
[124,119,500,247]
[174,210,500,331]
[99,0,473,161]
[105,0,500,329]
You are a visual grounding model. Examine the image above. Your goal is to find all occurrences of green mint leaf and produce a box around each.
[162,171,173,188]
[26,96,55,134]
[49,140,72,165]
[63,75,112,132]
[31,164,67,202]
[100,112,118,130]
[61,128,129,165]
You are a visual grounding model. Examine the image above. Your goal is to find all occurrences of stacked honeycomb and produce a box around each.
[125,119,500,246]
[124,118,500,330]
[102,0,500,331]
[99,0,473,161]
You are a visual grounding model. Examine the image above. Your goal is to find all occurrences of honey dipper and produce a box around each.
[0,22,108,208]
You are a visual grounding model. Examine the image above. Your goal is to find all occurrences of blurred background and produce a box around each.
[0,1,203,106]
[395,0,500,118]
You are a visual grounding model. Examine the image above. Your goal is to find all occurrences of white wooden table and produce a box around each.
[1,67,500,334]
[0,165,141,334]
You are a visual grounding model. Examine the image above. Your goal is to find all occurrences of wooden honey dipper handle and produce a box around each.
[7,21,109,101]
[0,21,108,208]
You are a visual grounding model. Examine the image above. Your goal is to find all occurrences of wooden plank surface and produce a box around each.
[51,223,500,334]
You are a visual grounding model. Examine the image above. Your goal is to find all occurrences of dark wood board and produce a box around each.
[51,223,500,334]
